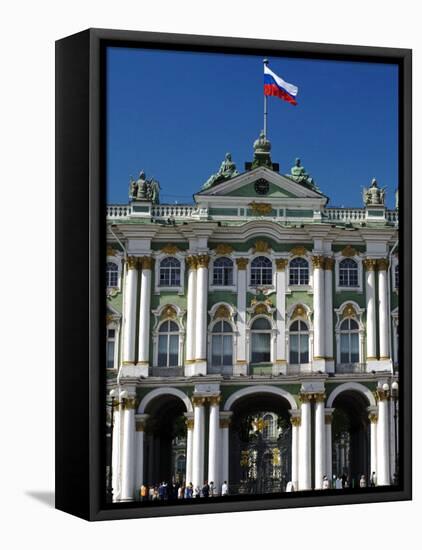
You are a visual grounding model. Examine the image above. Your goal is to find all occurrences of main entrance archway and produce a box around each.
[227,389,294,495]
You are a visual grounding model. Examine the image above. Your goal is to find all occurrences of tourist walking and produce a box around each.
[322,475,330,489]
[201,481,210,498]
[221,480,228,496]
[209,481,215,497]
[185,483,193,498]
[370,472,377,487]
[359,475,367,488]
[193,486,201,498]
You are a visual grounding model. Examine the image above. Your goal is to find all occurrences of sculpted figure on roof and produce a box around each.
[202,153,239,190]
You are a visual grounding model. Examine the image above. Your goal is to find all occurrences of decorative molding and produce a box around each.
[363,258,377,271]
[377,258,389,271]
[253,239,270,253]
[126,256,138,270]
[290,416,301,427]
[311,255,325,269]
[196,254,210,268]
[299,392,325,403]
[192,395,206,406]
[314,393,326,403]
[213,243,233,255]
[208,395,221,406]
[136,417,149,432]
[236,257,249,270]
[290,246,307,257]
[107,245,117,256]
[122,397,138,410]
[220,418,231,428]
[186,255,198,270]
[248,201,273,216]
[140,255,154,270]
[324,257,335,271]
[160,244,180,255]
[341,245,358,257]
[376,389,390,402]
[368,412,378,424]
[254,303,269,315]
[214,304,231,319]
[291,304,307,319]
[324,414,333,425]
[161,305,177,320]
[275,258,288,271]
[186,418,194,430]
[342,302,357,318]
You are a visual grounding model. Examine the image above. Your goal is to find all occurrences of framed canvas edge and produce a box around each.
[55,27,412,522]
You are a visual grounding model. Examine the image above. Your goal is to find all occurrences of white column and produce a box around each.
[185,257,197,364]
[208,396,221,492]
[289,411,300,490]
[120,395,137,501]
[368,408,378,482]
[314,395,326,489]
[220,412,232,489]
[192,396,205,490]
[312,256,325,361]
[122,257,138,363]
[138,257,153,370]
[364,259,377,360]
[195,255,209,373]
[111,401,121,501]
[298,394,312,490]
[377,259,389,359]
[235,258,248,374]
[325,408,334,483]
[275,259,288,373]
[134,414,149,497]
[324,258,334,362]
[377,389,390,485]
[184,413,194,485]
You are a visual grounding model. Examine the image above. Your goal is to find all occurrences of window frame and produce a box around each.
[157,319,180,367]
[288,256,310,287]
[154,252,185,294]
[338,317,360,364]
[288,319,310,365]
[338,258,359,288]
[250,316,273,364]
[335,253,363,293]
[249,255,274,288]
[209,319,234,368]
[211,256,235,289]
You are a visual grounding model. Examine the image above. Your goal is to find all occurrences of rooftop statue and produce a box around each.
[251,130,272,169]
[363,177,386,207]
[202,153,239,190]
[129,170,160,204]
[287,158,319,192]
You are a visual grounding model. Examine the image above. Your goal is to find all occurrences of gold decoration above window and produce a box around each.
[161,305,177,320]
[253,239,270,253]
[213,243,233,255]
[254,303,268,315]
[248,201,273,216]
[214,305,231,319]
[236,257,248,270]
[291,304,307,319]
[290,246,308,257]
[342,303,357,318]
[186,255,198,270]
[341,245,358,257]
[160,244,180,255]
[140,256,154,270]
[275,258,288,271]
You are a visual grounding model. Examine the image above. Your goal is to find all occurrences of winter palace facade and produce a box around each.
[106,133,399,502]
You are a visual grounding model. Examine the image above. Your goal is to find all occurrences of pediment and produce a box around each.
[195,166,326,201]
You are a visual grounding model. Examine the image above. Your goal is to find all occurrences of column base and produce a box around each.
[366,358,393,373]
[272,361,287,375]
[119,362,149,378]
[184,361,207,377]
[312,357,327,373]
[233,362,248,376]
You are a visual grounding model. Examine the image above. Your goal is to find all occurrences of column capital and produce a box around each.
[363,258,378,271]
[376,388,390,401]
[219,411,233,428]
[135,413,150,431]
[324,257,335,271]
[236,257,249,270]
[121,396,138,410]
[324,408,335,424]
[140,255,154,270]
[186,255,198,270]
[192,394,207,406]
[208,395,221,407]
[196,254,210,268]
[126,255,139,270]
[290,416,301,427]
[376,258,389,271]
[311,255,325,269]
[299,392,325,403]
[275,258,288,271]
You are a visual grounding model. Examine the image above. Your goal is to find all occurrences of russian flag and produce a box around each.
[264,65,298,106]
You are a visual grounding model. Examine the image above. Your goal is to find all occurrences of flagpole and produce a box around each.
[263,58,269,138]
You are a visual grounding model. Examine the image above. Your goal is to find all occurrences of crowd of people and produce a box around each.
[139,480,229,501]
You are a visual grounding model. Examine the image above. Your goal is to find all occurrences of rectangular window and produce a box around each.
[351,333,359,362]
[289,334,299,364]
[223,335,232,365]
[300,334,309,363]
[340,333,349,363]
[251,332,271,363]
[107,340,115,369]
[158,335,167,366]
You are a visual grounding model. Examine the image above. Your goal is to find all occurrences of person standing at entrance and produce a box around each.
[370,472,377,487]
[221,480,228,496]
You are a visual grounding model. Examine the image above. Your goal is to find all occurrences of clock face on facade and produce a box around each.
[254,178,270,195]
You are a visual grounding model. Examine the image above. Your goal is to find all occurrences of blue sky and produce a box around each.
[106,47,398,208]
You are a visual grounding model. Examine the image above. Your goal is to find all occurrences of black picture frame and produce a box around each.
[55,28,412,521]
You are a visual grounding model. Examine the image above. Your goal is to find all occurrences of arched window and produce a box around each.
[213,257,233,286]
[250,256,273,286]
[211,320,233,366]
[251,317,271,363]
[262,414,276,440]
[158,320,179,366]
[289,258,309,285]
[106,262,119,288]
[339,318,359,363]
[395,264,399,289]
[339,258,358,287]
[289,320,309,364]
[106,328,116,369]
[159,257,181,287]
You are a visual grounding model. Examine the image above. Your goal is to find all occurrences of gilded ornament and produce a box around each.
[341,245,358,258]
[272,448,281,466]
[186,418,194,430]
[299,392,312,403]
[126,256,138,270]
[291,304,306,319]
[192,395,206,406]
[208,395,221,406]
[106,314,113,325]
[314,393,326,403]
[253,239,270,253]
[254,303,268,315]
[342,303,357,318]
[236,257,248,270]
[107,245,117,256]
[213,243,233,255]
[363,258,377,271]
[161,244,180,255]
[220,418,231,428]
[324,257,335,271]
[377,258,389,271]
[161,305,177,319]
[122,397,138,410]
[140,256,154,270]
[248,201,273,216]
[186,255,198,270]
[196,254,210,268]
[376,389,389,401]
[368,413,378,424]
[214,305,230,319]
[290,246,307,257]
[275,258,288,271]
[311,255,325,269]
[290,416,301,427]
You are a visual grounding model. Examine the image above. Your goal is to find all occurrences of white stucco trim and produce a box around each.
[326,381,376,408]
[138,387,193,414]
[224,385,298,411]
